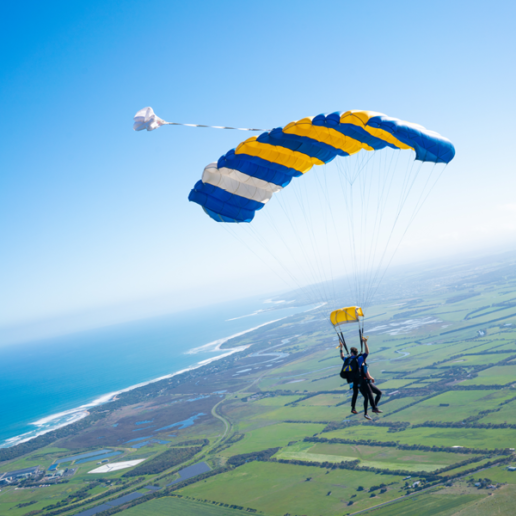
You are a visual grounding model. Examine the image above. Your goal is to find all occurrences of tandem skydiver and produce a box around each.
[339,336,382,420]
[359,338,383,420]
[339,337,367,416]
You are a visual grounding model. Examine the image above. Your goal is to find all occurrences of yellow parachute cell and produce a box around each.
[330,306,364,327]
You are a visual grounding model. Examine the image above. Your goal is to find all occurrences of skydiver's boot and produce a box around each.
[372,409,383,414]
[351,408,358,415]
[364,414,372,421]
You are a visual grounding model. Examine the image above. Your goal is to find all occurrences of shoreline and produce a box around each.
[0,315,290,449]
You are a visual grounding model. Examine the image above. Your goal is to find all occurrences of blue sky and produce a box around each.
[1,0,515,343]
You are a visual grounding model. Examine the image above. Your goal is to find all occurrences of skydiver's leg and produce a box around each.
[351,384,359,413]
[370,384,383,413]
[360,382,376,413]
[370,384,382,406]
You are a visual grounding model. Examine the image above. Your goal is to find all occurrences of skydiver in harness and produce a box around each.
[339,336,382,420]
[358,337,383,419]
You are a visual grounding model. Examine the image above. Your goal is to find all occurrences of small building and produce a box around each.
[475,483,481,487]
[507,467,516,471]
[0,466,40,482]
[412,481,420,488]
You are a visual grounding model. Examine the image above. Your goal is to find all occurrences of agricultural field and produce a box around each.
[274,441,467,471]
[2,256,516,515]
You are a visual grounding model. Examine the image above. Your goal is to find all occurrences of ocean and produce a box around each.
[0,296,313,448]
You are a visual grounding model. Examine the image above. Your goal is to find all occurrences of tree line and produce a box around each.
[123,446,203,477]
[303,436,511,455]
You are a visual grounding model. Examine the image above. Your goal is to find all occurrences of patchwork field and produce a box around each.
[2,256,516,516]
[275,442,467,471]
[179,460,407,515]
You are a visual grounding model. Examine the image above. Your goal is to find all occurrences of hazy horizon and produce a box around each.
[2,1,515,346]
[2,245,514,347]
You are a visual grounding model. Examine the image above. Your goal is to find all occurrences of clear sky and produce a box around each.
[1,0,515,344]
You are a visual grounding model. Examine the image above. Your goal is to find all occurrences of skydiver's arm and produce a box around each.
[363,337,370,355]
[339,342,345,360]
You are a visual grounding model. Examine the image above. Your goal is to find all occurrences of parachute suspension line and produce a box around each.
[357,150,379,305]
[360,157,420,307]
[314,164,355,308]
[358,149,385,306]
[336,158,361,305]
[326,165,356,303]
[273,191,328,304]
[219,222,300,294]
[297,170,334,304]
[259,206,323,305]
[289,175,332,304]
[363,149,401,300]
[363,159,444,309]
[360,149,404,308]
[348,150,377,304]
[362,158,423,309]
[242,223,307,293]
[366,163,447,307]
[339,332,348,354]
[315,166,338,305]
[300,166,336,305]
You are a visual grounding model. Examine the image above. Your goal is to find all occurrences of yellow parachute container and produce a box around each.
[330,306,364,327]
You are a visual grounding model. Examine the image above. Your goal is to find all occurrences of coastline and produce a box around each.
[0,316,286,449]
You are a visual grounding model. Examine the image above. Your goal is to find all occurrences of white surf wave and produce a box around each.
[2,303,310,449]
[1,340,251,449]
[226,309,265,321]
[186,318,286,355]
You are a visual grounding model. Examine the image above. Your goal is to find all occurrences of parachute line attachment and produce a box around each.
[133,107,268,132]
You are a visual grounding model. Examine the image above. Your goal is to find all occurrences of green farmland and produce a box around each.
[2,256,516,516]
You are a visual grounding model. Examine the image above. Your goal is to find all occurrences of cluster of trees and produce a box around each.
[464,300,516,320]
[369,483,387,493]
[242,390,295,402]
[285,420,332,425]
[173,438,209,447]
[414,420,516,431]
[15,500,36,509]
[445,457,511,481]
[227,448,280,468]
[467,477,494,488]
[284,390,345,407]
[210,433,244,455]
[369,421,410,433]
[123,446,202,477]
[172,494,258,513]
[432,456,486,475]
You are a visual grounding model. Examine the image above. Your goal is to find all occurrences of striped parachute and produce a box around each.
[186,109,455,328]
[188,111,455,223]
[135,107,455,329]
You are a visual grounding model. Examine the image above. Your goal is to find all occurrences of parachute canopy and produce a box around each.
[188,110,455,223]
[330,306,364,327]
